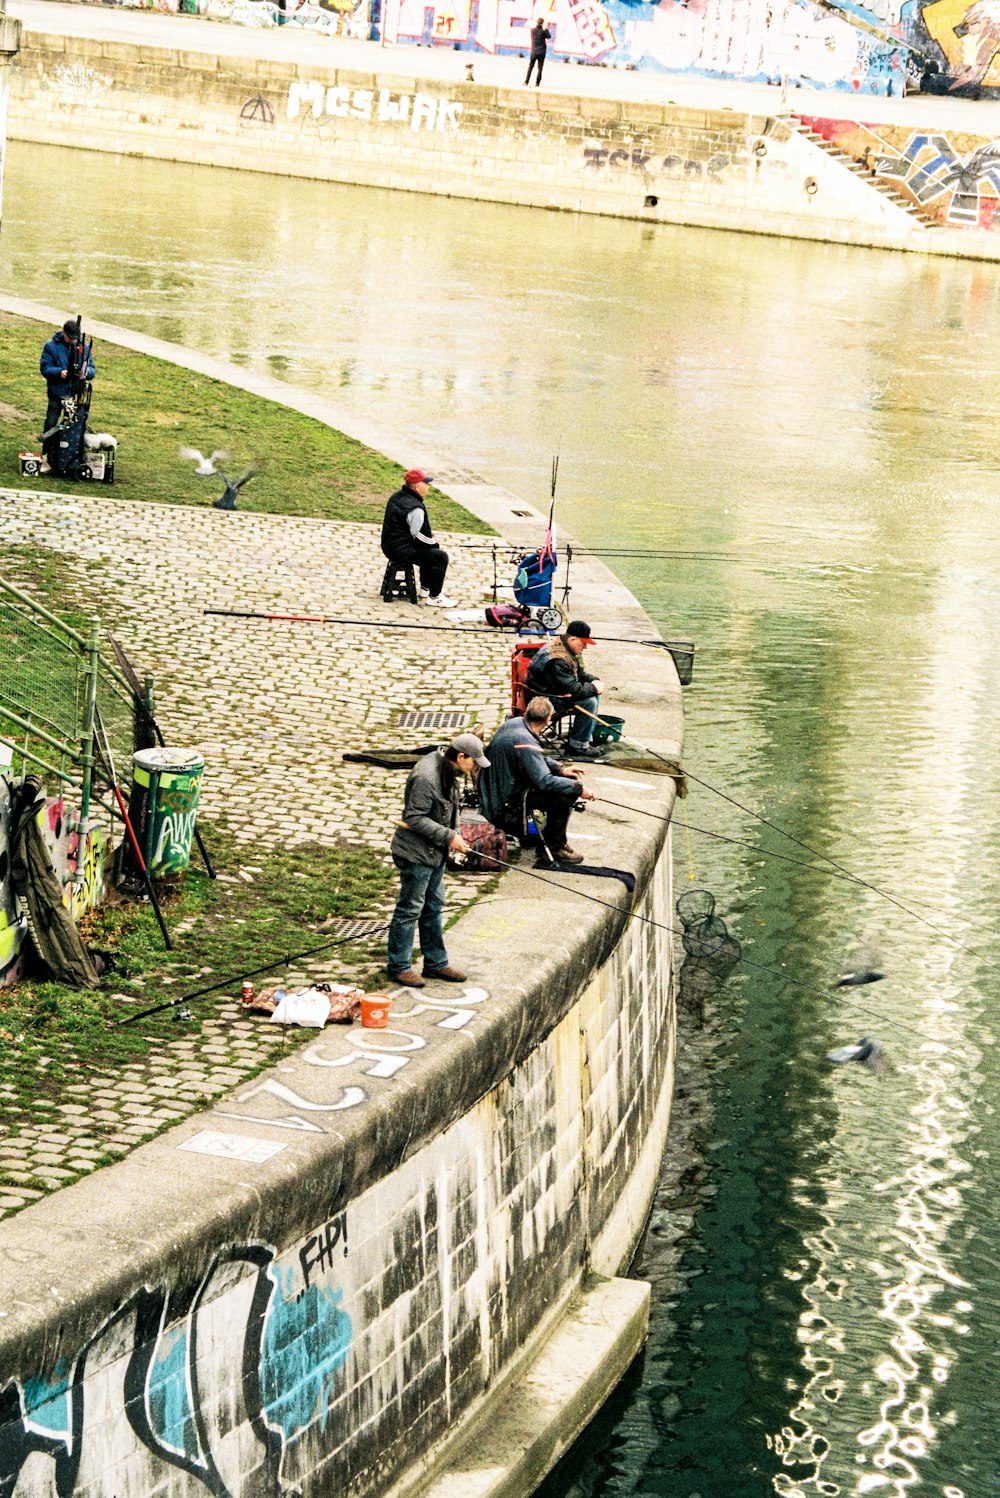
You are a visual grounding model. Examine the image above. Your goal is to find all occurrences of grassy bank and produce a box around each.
[0,829,398,1205]
[0,311,492,533]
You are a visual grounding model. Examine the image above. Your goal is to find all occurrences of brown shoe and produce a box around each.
[553,846,585,864]
[391,969,426,987]
[423,965,467,982]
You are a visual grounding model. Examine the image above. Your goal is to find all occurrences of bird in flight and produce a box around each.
[180,446,229,476]
[213,465,259,511]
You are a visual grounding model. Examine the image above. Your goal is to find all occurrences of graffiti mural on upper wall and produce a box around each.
[903,0,1000,94]
[377,0,907,93]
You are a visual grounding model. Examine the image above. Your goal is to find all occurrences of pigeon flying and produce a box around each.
[213,465,258,512]
[180,446,229,476]
[834,968,885,988]
[826,1037,890,1073]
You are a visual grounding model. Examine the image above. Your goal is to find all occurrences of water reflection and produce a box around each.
[3,138,999,1497]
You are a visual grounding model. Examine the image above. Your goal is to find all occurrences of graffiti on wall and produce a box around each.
[216,986,491,1131]
[287,80,463,130]
[909,0,1000,93]
[583,144,730,181]
[376,0,906,93]
[0,778,25,986]
[799,113,1000,227]
[0,1227,352,1497]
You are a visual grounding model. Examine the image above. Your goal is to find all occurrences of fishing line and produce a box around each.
[485,853,936,1046]
[597,796,972,923]
[578,706,977,957]
[117,922,390,1026]
[111,845,923,1044]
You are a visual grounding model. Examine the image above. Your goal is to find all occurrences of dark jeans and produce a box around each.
[387,545,450,598]
[525,54,545,85]
[568,694,600,746]
[42,393,63,460]
[387,857,449,976]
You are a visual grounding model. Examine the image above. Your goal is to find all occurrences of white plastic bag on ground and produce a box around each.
[269,988,332,1027]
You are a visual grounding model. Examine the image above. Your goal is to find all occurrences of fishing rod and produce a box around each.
[201,608,683,650]
[598,798,880,890]
[598,797,981,930]
[117,920,390,1026]
[460,542,744,562]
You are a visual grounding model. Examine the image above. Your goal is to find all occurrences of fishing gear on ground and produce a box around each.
[25,315,118,485]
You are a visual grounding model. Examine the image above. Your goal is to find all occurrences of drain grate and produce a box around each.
[318,917,390,940]
[397,709,468,731]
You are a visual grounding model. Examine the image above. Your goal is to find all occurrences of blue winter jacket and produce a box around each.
[478,715,577,826]
[40,332,96,397]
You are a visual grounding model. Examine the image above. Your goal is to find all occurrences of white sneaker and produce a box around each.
[426,594,457,608]
[418,586,431,598]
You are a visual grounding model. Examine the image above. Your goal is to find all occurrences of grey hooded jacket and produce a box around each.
[390,749,459,867]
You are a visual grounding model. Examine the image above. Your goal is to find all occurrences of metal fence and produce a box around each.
[0,575,144,818]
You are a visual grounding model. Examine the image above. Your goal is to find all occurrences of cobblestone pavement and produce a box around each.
[0,488,512,1215]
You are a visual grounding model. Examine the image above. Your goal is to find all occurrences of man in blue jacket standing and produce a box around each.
[39,321,95,471]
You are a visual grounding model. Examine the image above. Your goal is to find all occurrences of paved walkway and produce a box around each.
[1,489,507,852]
[0,484,510,1217]
[11,0,1000,133]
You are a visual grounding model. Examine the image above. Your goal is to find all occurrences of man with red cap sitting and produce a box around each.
[524,620,605,760]
[381,468,456,608]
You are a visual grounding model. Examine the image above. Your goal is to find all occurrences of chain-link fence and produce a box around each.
[0,576,144,809]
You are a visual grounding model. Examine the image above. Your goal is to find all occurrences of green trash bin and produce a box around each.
[128,748,205,880]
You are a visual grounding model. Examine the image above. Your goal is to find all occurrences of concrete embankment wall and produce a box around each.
[8,24,982,254]
[0,810,676,1498]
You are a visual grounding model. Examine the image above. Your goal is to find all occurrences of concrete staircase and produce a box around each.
[785,116,945,230]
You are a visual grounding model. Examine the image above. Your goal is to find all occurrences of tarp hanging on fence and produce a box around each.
[9,777,101,988]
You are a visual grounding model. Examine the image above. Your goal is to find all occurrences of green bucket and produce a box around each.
[129,748,205,879]
[592,714,625,746]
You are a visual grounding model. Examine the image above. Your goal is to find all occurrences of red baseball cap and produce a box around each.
[404,468,434,487]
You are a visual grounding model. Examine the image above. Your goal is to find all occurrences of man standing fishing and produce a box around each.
[387,734,490,987]
[381,468,456,608]
[39,320,95,472]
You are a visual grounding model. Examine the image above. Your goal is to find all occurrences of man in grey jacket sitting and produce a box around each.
[387,733,490,988]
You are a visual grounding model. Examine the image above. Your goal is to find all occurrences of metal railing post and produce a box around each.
[74,616,101,886]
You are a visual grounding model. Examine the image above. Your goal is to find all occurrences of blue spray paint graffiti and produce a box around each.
[147,1326,201,1465]
[261,1263,353,1441]
[0,1226,353,1498]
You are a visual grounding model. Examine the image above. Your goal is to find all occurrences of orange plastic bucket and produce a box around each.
[361,994,391,1029]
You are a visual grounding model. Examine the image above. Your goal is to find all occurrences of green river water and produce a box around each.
[3,140,999,1498]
